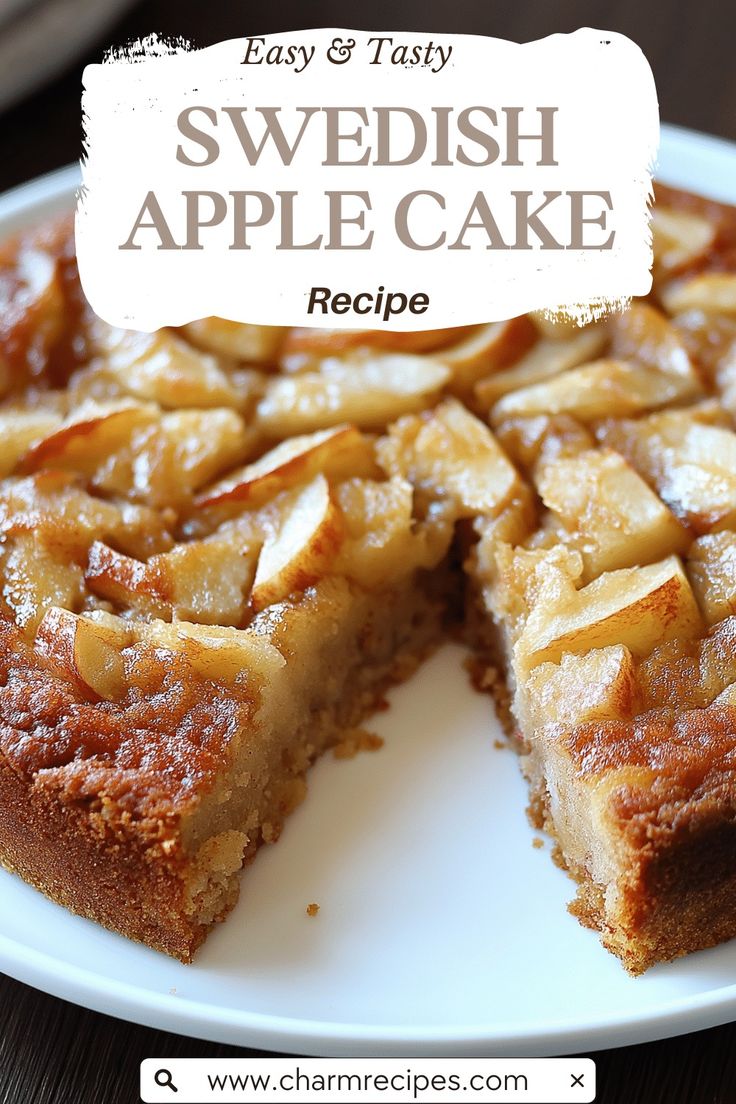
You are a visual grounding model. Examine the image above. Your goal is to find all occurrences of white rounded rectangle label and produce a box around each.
[77,28,659,331]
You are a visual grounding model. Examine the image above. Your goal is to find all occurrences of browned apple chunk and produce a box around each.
[0,472,171,559]
[525,645,641,729]
[377,398,521,518]
[439,316,537,392]
[0,243,66,388]
[86,408,256,510]
[140,618,286,686]
[197,424,376,509]
[661,273,736,316]
[638,616,736,710]
[164,540,258,624]
[481,543,584,641]
[85,538,257,626]
[515,555,702,674]
[333,477,414,588]
[256,355,450,435]
[94,325,244,408]
[535,448,687,581]
[35,605,127,700]
[490,358,702,425]
[687,532,736,625]
[19,400,158,476]
[182,318,286,363]
[494,414,594,474]
[651,205,715,278]
[0,409,62,476]
[333,476,451,588]
[250,474,345,611]
[85,541,167,619]
[598,410,736,533]
[607,301,696,378]
[35,605,285,696]
[672,311,736,392]
[1,531,86,635]
[475,324,606,407]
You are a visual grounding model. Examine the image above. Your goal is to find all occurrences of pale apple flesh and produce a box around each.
[196,424,376,509]
[490,357,702,425]
[515,555,703,674]
[598,412,736,534]
[535,448,688,581]
[377,398,523,519]
[250,474,345,612]
[687,532,736,626]
[475,323,606,407]
[34,605,287,699]
[181,318,287,363]
[255,355,450,435]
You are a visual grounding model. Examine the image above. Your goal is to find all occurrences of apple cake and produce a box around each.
[1,184,735,973]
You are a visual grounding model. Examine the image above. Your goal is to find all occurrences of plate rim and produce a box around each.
[4,923,736,1056]
[2,123,736,1056]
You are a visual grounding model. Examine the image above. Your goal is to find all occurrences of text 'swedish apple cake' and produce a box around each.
[1,184,736,973]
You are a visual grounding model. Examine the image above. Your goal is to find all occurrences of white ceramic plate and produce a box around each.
[1,124,736,1057]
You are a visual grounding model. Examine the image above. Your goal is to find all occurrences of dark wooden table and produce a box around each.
[1,2,735,1102]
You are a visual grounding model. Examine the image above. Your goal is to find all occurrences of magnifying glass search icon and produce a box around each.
[155,1068,179,1093]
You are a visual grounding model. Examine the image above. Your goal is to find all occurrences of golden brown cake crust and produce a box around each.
[542,705,736,973]
[0,617,252,959]
[0,617,254,819]
[0,752,202,960]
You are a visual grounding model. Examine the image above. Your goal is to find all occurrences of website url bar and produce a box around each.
[140,1057,596,1103]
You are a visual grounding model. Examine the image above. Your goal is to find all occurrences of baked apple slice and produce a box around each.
[0,409,62,477]
[250,474,344,611]
[36,606,285,697]
[106,408,256,509]
[377,398,522,518]
[19,400,157,476]
[439,316,537,392]
[516,554,703,673]
[661,273,736,315]
[687,532,736,625]
[95,324,242,408]
[651,205,715,278]
[35,605,128,700]
[256,355,449,435]
[138,618,285,686]
[475,323,606,407]
[490,358,702,424]
[85,537,257,626]
[525,644,641,729]
[607,301,695,377]
[599,410,736,533]
[536,448,688,581]
[280,324,472,364]
[197,424,376,509]
[2,531,86,635]
[334,476,422,588]
[182,318,286,363]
